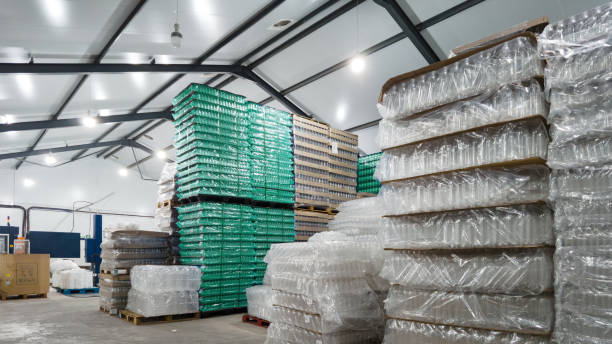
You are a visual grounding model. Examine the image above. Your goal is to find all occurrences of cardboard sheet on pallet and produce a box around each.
[293,140,329,154]
[328,176,357,186]
[451,17,548,56]
[294,209,333,219]
[295,178,329,189]
[329,168,357,178]
[329,128,358,146]
[329,159,358,170]
[294,170,330,181]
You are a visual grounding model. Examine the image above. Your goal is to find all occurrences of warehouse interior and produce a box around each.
[1,0,610,343]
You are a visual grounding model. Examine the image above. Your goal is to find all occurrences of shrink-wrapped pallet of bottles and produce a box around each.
[357,152,382,194]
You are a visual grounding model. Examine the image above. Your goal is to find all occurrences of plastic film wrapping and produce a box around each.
[246,285,274,321]
[99,286,131,298]
[378,36,543,120]
[381,204,553,249]
[375,117,549,182]
[269,275,373,301]
[99,277,130,288]
[547,135,612,169]
[100,258,167,271]
[550,167,612,200]
[545,45,612,90]
[272,290,320,314]
[548,88,612,145]
[555,247,612,344]
[100,248,169,260]
[265,322,381,344]
[383,319,551,344]
[158,162,177,186]
[385,286,554,335]
[553,198,612,246]
[56,269,94,290]
[538,2,611,59]
[380,248,553,295]
[130,265,200,292]
[377,81,547,150]
[379,165,549,216]
[126,289,199,317]
[264,242,379,278]
[101,231,169,249]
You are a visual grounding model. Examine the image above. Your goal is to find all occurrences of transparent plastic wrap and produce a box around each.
[99,286,131,298]
[100,258,167,271]
[102,223,139,240]
[553,198,612,246]
[554,285,612,344]
[385,286,554,335]
[264,242,379,278]
[549,78,612,114]
[380,165,549,216]
[158,162,177,185]
[50,259,79,287]
[550,166,612,200]
[100,235,168,249]
[380,248,553,295]
[269,275,374,301]
[100,248,168,260]
[99,295,127,310]
[375,117,549,182]
[548,96,612,145]
[99,277,131,288]
[377,81,547,150]
[56,269,93,290]
[126,289,198,317]
[265,322,381,344]
[555,246,612,291]
[272,290,320,314]
[545,45,612,90]
[547,135,612,169]
[381,203,553,249]
[130,265,200,292]
[538,2,611,59]
[329,198,384,236]
[246,285,274,321]
[383,319,552,344]
[378,36,543,120]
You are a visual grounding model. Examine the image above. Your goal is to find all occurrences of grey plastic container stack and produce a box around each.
[539,3,612,343]
[376,31,555,343]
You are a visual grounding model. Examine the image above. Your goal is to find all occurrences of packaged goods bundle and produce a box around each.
[327,128,358,207]
[50,259,79,287]
[252,206,295,281]
[357,153,382,194]
[294,209,332,241]
[172,84,251,200]
[246,285,274,321]
[126,265,199,317]
[539,4,612,342]
[155,162,177,234]
[263,239,384,344]
[293,115,331,208]
[56,269,94,290]
[376,31,553,343]
[99,230,169,313]
[248,102,295,204]
[177,201,256,312]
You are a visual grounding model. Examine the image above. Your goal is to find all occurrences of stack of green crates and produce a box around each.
[176,202,256,312]
[252,206,295,281]
[172,84,252,200]
[357,152,382,194]
[247,102,294,204]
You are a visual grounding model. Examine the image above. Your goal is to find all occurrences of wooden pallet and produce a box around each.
[119,309,201,325]
[242,314,270,328]
[56,287,99,295]
[1,293,47,301]
[294,204,338,214]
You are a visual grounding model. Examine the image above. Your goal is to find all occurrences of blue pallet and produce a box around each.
[55,287,99,295]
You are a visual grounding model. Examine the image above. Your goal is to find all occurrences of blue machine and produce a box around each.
[30,231,80,257]
[0,226,19,253]
[84,214,102,285]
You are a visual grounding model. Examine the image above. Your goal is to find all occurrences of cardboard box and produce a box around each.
[0,254,50,297]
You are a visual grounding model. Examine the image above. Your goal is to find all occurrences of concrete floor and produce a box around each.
[0,288,267,344]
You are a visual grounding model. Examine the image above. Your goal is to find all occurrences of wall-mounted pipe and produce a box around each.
[26,206,153,237]
[0,204,27,236]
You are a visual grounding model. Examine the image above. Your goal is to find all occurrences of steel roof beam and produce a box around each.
[79,0,286,161]
[0,63,253,76]
[13,0,149,170]
[373,0,441,64]
[0,111,172,132]
[0,139,137,160]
